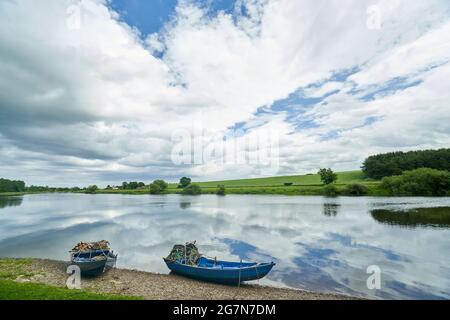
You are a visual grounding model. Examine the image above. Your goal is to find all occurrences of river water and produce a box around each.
[0,193,449,299]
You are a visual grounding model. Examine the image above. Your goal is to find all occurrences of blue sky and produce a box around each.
[110,0,236,36]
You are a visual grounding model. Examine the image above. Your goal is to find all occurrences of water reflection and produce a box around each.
[0,194,449,299]
[180,202,191,209]
[0,197,23,209]
[370,207,450,229]
[323,203,340,217]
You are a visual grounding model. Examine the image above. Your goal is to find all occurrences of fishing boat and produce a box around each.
[163,242,275,285]
[70,241,118,276]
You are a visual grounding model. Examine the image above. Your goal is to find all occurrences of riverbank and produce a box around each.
[96,171,387,196]
[0,258,358,300]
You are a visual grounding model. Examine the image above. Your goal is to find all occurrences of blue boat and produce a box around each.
[163,242,275,285]
[71,250,118,276]
[70,241,117,277]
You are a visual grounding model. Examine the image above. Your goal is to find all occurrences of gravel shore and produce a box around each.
[15,259,356,300]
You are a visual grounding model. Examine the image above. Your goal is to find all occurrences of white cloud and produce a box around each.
[0,0,449,186]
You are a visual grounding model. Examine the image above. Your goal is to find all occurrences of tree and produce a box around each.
[182,184,201,195]
[179,177,192,188]
[86,185,98,194]
[127,182,139,189]
[149,180,168,194]
[137,182,145,188]
[121,182,128,190]
[216,185,226,196]
[362,148,450,179]
[0,178,26,193]
[318,168,338,185]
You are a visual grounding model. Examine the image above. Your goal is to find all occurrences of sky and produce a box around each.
[0,0,449,187]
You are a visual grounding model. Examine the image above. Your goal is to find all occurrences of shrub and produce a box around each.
[323,185,339,197]
[381,168,450,196]
[182,184,202,195]
[149,184,162,195]
[216,185,226,196]
[342,184,368,196]
[154,180,168,190]
[85,185,98,194]
[284,183,294,186]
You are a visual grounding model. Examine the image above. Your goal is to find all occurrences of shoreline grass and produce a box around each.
[0,258,141,300]
[0,280,141,300]
[0,258,357,300]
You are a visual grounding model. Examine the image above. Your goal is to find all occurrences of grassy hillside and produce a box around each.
[161,170,383,196]
[189,170,366,188]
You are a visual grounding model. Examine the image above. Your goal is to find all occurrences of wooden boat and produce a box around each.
[164,242,275,284]
[71,249,117,276]
[70,241,117,276]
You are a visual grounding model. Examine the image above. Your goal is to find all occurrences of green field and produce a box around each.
[2,170,384,197]
[93,170,384,196]
[162,170,384,196]
[0,192,26,196]
[0,259,140,300]
[189,170,366,187]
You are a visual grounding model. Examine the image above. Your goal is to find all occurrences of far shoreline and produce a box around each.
[2,190,450,198]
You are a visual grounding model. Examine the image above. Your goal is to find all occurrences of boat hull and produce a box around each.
[72,259,108,277]
[164,257,275,285]
[71,251,117,277]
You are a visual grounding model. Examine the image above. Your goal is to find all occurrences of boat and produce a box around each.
[70,241,118,276]
[163,242,275,285]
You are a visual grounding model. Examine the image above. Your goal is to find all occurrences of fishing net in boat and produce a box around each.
[71,240,110,252]
[166,241,201,265]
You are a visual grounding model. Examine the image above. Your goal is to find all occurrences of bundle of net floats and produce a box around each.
[70,240,117,276]
[166,241,201,266]
[71,240,111,253]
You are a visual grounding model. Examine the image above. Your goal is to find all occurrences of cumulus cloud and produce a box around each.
[0,0,449,186]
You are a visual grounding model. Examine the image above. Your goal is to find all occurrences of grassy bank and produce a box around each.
[96,170,385,196]
[0,192,26,196]
[0,258,357,300]
[0,259,140,300]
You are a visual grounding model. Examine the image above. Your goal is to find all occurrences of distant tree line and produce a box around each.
[0,178,26,193]
[121,181,146,190]
[27,186,81,192]
[362,149,450,179]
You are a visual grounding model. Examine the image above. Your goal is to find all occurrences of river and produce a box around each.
[0,193,449,299]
